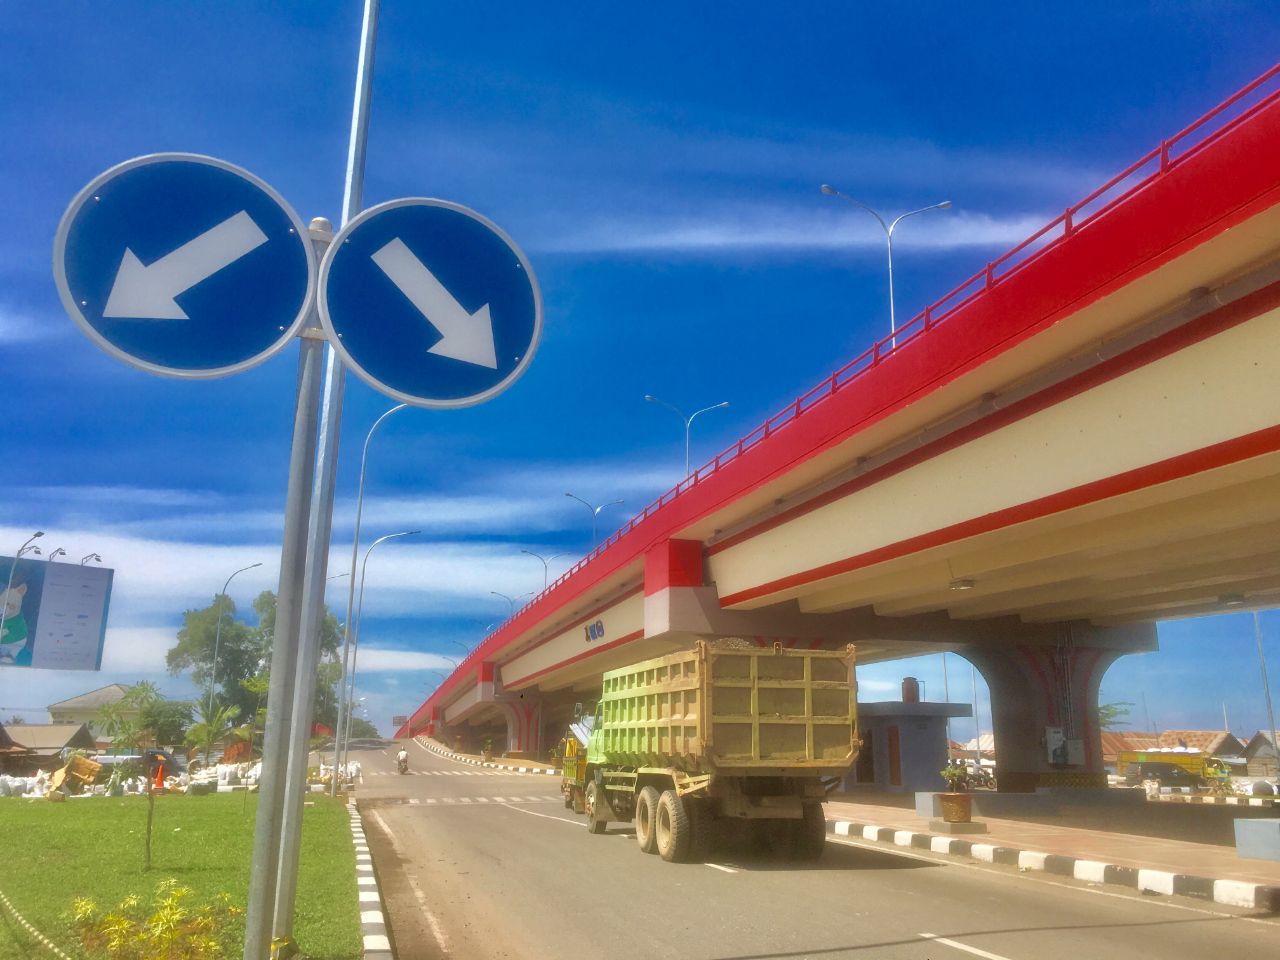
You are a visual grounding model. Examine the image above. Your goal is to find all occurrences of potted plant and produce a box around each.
[938,763,972,823]
[481,737,494,761]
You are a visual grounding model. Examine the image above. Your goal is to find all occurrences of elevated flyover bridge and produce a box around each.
[399,66,1280,792]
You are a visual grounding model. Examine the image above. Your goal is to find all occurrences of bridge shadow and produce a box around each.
[597,824,935,872]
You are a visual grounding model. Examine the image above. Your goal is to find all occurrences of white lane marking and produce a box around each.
[705,863,738,874]
[919,933,1015,960]
[826,837,1278,928]
[409,878,451,956]
[499,802,583,826]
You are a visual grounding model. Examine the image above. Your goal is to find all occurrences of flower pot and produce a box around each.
[939,792,972,823]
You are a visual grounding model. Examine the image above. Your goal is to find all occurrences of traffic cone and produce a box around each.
[153,761,165,791]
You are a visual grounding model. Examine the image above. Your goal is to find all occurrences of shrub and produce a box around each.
[68,878,242,959]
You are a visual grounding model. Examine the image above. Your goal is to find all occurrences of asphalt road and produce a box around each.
[352,742,1278,960]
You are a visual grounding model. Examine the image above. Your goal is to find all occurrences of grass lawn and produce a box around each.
[0,792,362,960]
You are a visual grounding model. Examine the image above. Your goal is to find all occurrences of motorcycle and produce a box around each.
[397,756,408,775]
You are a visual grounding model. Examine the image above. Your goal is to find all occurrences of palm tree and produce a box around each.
[185,700,241,765]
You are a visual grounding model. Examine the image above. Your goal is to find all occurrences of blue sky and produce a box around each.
[2,3,1278,742]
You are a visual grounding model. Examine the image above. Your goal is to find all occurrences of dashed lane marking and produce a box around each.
[499,802,584,826]
[705,863,738,874]
[919,933,1016,960]
[388,795,558,806]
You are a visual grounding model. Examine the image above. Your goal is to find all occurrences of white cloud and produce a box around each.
[541,209,1051,255]
[99,625,180,672]
[0,306,69,345]
[356,647,456,673]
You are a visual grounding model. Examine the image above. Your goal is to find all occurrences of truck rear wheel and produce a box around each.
[635,786,661,854]
[793,803,827,860]
[585,781,607,835]
[687,798,713,862]
[656,789,692,863]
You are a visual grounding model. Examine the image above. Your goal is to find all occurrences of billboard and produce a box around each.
[0,556,113,670]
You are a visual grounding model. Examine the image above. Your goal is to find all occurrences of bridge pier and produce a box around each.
[494,695,543,758]
[961,622,1156,791]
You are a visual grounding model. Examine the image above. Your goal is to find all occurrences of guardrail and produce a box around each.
[403,63,1280,736]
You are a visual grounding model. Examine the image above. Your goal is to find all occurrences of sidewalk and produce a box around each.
[824,796,1280,910]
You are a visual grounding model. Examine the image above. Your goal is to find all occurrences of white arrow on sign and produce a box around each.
[102,210,268,320]
[371,237,498,369]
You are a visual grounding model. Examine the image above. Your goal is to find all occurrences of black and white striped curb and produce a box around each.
[384,795,559,807]
[414,737,558,775]
[0,886,74,959]
[826,819,1280,912]
[1152,794,1280,807]
[350,801,394,960]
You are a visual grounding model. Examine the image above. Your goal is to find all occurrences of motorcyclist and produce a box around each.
[396,747,409,773]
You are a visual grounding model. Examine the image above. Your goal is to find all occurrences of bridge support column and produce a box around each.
[962,623,1156,792]
[495,696,542,758]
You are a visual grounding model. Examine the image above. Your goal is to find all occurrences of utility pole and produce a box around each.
[243,2,380,957]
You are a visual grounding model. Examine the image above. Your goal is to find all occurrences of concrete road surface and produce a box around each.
[351,740,1278,960]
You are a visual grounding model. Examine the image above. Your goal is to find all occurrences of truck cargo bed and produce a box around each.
[596,641,857,775]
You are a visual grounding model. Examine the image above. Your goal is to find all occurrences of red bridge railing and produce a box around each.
[403,63,1280,737]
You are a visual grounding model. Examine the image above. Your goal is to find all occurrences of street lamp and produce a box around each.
[208,562,264,717]
[521,549,564,590]
[1255,612,1279,780]
[644,395,730,478]
[79,553,101,566]
[490,590,531,616]
[336,404,410,783]
[45,547,67,563]
[564,493,624,547]
[336,529,418,786]
[1,532,43,660]
[820,185,952,346]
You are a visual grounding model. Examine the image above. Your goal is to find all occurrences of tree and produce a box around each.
[1098,701,1134,730]
[141,699,193,747]
[348,716,381,739]
[5,715,26,725]
[167,590,343,720]
[185,700,242,764]
[98,683,163,753]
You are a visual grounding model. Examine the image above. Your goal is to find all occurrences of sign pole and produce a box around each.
[242,291,326,960]
[331,0,381,801]
[272,338,345,945]
[267,0,380,953]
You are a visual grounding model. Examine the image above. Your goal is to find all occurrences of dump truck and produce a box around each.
[568,640,858,862]
[1117,749,1232,785]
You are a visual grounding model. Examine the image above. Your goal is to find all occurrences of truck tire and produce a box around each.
[655,789,692,863]
[793,803,827,860]
[635,786,661,854]
[687,797,713,863]
[585,781,608,835]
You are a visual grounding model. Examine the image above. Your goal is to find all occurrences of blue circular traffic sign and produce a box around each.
[53,153,315,378]
[318,198,542,409]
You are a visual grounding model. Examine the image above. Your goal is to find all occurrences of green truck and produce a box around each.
[564,640,859,862]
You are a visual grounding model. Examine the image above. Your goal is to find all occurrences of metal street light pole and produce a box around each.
[1254,612,1280,778]
[521,549,564,590]
[643,395,730,478]
[820,185,952,347]
[207,562,263,718]
[337,530,418,782]
[79,553,101,566]
[564,493,623,547]
[490,591,518,617]
[1,532,43,660]
[46,547,67,563]
[329,402,408,794]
